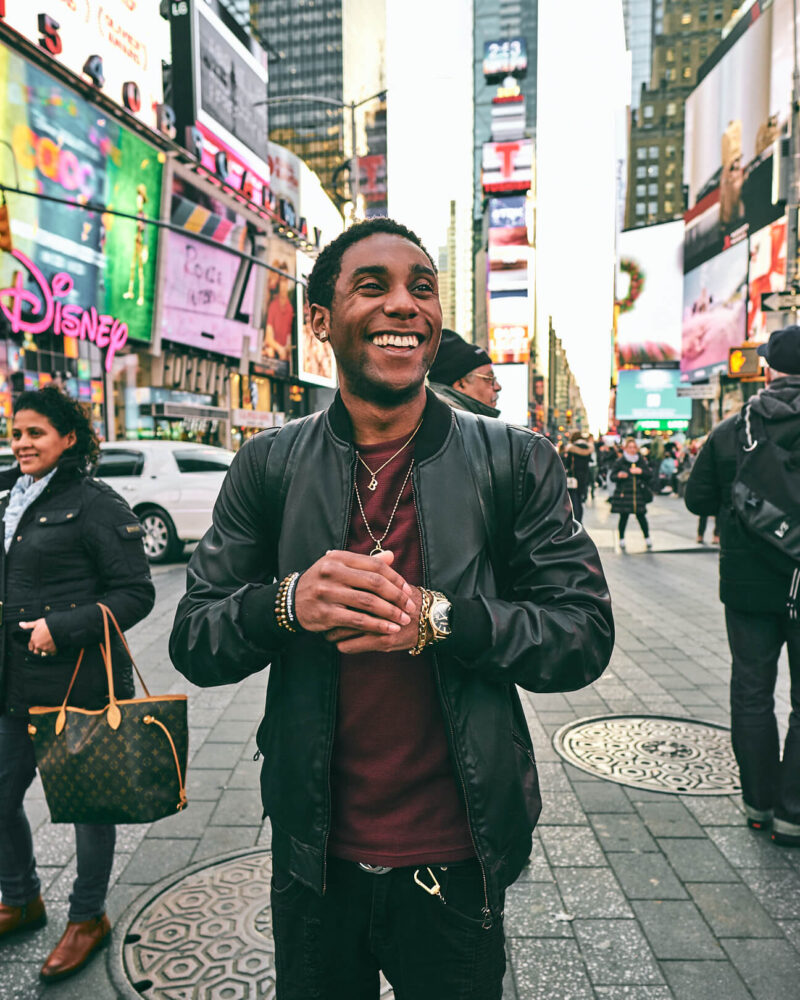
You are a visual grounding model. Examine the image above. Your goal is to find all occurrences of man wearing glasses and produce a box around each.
[428,328,502,417]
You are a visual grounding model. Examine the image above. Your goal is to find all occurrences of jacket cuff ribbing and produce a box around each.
[442,595,493,661]
[240,582,284,647]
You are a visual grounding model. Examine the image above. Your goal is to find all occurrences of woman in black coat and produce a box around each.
[0,386,154,981]
[609,437,654,550]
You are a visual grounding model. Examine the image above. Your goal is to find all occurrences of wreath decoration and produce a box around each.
[616,259,645,314]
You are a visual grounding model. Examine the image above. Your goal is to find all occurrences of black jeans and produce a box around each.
[618,512,649,539]
[725,607,800,825]
[270,854,505,1000]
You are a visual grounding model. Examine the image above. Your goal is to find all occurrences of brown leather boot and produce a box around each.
[0,895,47,939]
[39,914,111,982]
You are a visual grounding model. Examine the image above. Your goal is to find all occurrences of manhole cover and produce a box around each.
[553,715,740,795]
[111,848,395,998]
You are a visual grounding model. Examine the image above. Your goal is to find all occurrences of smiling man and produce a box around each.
[170,218,614,1000]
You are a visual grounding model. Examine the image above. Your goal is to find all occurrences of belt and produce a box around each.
[357,863,393,875]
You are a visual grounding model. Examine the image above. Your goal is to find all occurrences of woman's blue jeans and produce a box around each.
[0,713,115,921]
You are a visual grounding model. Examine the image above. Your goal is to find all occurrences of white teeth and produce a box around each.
[372,334,418,348]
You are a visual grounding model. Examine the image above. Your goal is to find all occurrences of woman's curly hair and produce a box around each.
[13,385,100,469]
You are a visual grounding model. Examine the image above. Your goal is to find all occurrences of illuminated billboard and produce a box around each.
[683,0,792,270]
[482,140,533,193]
[681,240,748,381]
[616,221,683,367]
[616,369,691,422]
[0,0,169,128]
[748,218,787,342]
[296,252,336,388]
[483,38,528,79]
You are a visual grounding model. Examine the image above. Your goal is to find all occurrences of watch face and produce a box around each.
[430,601,451,635]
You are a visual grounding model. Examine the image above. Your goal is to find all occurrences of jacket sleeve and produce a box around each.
[446,435,614,692]
[685,435,721,515]
[45,485,155,649]
[168,435,285,687]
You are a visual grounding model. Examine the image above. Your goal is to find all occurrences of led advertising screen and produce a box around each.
[681,239,748,381]
[0,0,169,128]
[482,140,533,193]
[683,0,789,269]
[296,251,336,388]
[483,38,528,79]
[0,47,163,363]
[748,218,787,342]
[616,221,684,367]
[615,369,691,422]
[258,235,296,377]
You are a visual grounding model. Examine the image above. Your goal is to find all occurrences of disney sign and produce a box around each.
[0,249,128,371]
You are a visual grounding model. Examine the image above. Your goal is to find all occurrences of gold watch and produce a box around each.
[425,590,452,643]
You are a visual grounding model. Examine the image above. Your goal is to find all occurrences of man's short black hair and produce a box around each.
[307,217,436,310]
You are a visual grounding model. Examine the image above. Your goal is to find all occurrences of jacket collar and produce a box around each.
[326,387,455,462]
[429,382,502,419]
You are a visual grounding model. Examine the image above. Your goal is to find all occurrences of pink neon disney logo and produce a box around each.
[0,249,129,372]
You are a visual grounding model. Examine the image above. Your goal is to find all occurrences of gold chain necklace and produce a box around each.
[354,460,414,556]
[356,419,423,492]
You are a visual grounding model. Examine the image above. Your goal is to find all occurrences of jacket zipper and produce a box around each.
[411,472,493,929]
[322,448,357,896]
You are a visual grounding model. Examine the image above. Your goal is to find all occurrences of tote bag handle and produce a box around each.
[55,603,151,734]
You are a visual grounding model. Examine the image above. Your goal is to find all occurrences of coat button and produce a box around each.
[70,603,76,608]
[44,605,51,611]
[16,535,21,542]
[66,513,74,519]
[39,516,47,523]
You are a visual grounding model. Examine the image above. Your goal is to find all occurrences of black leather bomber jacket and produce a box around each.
[169,391,614,915]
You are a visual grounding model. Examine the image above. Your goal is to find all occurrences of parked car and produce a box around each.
[95,441,235,563]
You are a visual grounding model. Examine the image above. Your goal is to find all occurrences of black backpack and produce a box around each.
[732,401,800,617]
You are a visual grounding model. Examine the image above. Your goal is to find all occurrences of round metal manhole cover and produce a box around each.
[553,715,741,795]
[111,848,395,998]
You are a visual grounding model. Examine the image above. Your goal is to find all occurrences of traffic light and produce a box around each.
[728,344,761,378]
[0,201,12,252]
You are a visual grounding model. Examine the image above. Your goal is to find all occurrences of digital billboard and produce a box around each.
[681,239,748,380]
[0,0,169,128]
[616,221,683,367]
[482,140,533,193]
[748,218,787,342]
[296,252,336,388]
[683,0,791,270]
[483,38,528,79]
[259,235,296,377]
[615,369,691,423]
[0,47,163,353]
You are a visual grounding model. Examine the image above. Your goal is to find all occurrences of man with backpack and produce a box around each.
[685,324,800,847]
[169,217,614,999]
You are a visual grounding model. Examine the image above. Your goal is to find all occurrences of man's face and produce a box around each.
[456,364,501,408]
[312,233,442,406]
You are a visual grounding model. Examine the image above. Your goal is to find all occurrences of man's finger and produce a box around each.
[316,562,416,614]
[320,551,415,601]
[19,622,33,630]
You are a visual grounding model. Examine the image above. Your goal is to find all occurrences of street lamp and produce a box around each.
[253,89,387,217]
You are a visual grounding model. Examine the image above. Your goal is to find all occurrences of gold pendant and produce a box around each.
[369,544,383,556]
[368,477,378,491]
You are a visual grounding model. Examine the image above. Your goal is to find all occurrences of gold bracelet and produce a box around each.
[408,588,432,656]
[275,572,300,633]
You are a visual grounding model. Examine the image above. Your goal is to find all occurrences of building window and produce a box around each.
[643,105,654,119]
[637,147,647,160]
[648,183,659,195]
[683,66,692,79]
[664,200,674,213]
[714,5,724,20]
[647,164,659,177]
[666,48,675,62]
[636,202,646,215]
[649,145,659,159]
[636,166,647,179]
[666,103,677,117]
[665,68,676,82]
[636,184,647,196]
[665,181,675,194]
[666,162,676,177]
[681,12,692,24]
[648,201,658,214]
[666,144,676,157]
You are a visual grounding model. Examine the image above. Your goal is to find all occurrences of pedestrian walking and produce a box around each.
[609,437,653,550]
[170,217,614,1000]
[427,328,502,416]
[685,325,800,846]
[0,386,154,980]
[562,431,593,522]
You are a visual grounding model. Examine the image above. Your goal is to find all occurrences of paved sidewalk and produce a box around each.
[1,494,798,999]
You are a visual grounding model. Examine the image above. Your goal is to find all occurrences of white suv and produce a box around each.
[96,441,235,563]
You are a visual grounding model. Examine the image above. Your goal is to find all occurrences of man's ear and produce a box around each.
[309,304,331,342]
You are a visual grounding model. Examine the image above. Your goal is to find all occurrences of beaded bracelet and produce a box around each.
[275,572,301,633]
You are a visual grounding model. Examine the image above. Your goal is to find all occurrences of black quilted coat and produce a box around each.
[0,457,155,714]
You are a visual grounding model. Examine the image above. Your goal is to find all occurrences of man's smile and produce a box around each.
[368,331,424,353]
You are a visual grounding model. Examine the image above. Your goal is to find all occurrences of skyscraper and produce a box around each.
[621,0,659,110]
[251,0,386,213]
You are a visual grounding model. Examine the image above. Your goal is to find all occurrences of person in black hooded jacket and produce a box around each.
[685,325,800,847]
[0,386,154,980]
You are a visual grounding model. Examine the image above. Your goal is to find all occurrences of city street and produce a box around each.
[1,490,798,1000]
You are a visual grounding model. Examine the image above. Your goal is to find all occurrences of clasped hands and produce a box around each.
[294,550,422,654]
